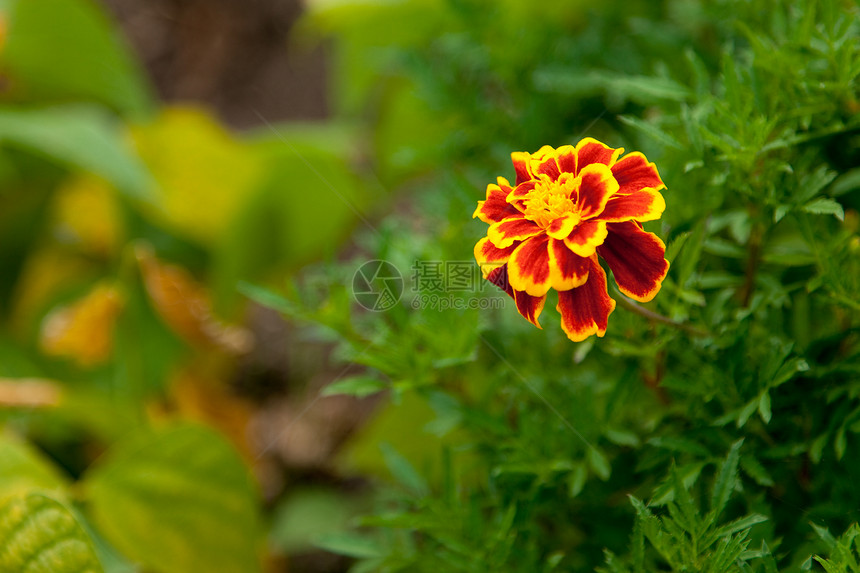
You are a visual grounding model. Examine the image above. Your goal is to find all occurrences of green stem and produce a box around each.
[611,287,710,337]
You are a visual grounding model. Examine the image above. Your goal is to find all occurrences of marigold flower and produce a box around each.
[473,138,669,341]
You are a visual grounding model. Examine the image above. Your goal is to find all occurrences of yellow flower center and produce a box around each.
[523,175,579,229]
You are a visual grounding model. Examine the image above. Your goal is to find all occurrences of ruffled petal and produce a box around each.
[514,289,546,328]
[474,237,518,279]
[563,220,608,258]
[597,221,669,302]
[575,138,623,173]
[610,152,665,196]
[546,213,578,239]
[486,264,513,298]
[530,145,561,180]
[473,179,521,223]
[548,238,590,291]
[576,163,619,220]
[556,145,577,175]
[511,152,533,185]
[507,234,553,296]
[557,256,616,342]
[599,188,666,223]
[487,216,542,248]
[506,180,537,212]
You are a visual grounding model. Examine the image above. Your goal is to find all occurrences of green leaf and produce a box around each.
[237,282,301,317]
[588,447,612,481]
[2,0,152,116]
[758,391,772,424]
[568,464,588,498]
[82,423,261,573]
[380,442,429,496]
[315,531,383,559]
[618,115,683,149]
[802,197,844,221]
[0,491,103,573]
[0,435,68,497]
[0,106,154,202]
[711,439,743,518]
[830,168,860,197]
[714,513,768,538]
[322,376,388,398]
[270,488,359,553]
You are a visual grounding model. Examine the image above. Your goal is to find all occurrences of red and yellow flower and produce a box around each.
[473,138,669,341]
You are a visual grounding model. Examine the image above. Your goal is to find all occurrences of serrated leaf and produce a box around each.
[711,439,743,518]
[0,106,154,202]
[664,232,691,264]
[0,491,103,573]
[83,423,261,573]
[802,198,844,221]
[322,376,387,398]
[813,556,841,573]
[740,455,774,487]
[714,513,768,538]
[774,204,790,223]
[618,115,683,149]
[811,522,837,547]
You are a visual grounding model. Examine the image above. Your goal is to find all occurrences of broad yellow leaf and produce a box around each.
[131,107,263,244]
[40,282,124,366]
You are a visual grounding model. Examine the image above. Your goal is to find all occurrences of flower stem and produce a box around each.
[611,287,709,337]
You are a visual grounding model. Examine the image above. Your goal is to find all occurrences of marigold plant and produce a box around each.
[474,138,669,341]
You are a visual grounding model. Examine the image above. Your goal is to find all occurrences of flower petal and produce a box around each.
[473,179,522,223]
[487,216,542,248]
[575,138,623,173]
[486,264,514,298]
[507,234,553,296]
[511,151,533,185]
[556,145,577,175]
[548,238,589,291]
[610,152,665,195]
[597,221,669,302]
[514,289,546,328]
[564,220,608,258]
[577,163,619,220]
[474,237,518,278]
[530,145,561,180]
[506,180,537,212]
[546,213,577,239]
[599,188,666,223]
[557,256,616,342]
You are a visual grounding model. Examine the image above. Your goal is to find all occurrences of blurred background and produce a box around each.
[1,0,858,572]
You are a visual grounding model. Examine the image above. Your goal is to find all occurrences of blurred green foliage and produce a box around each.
[1,0,860,572]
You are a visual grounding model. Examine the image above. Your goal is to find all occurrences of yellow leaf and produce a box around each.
[130,107,263,244]
[40,282,124,367]
[136,244,253,354]
[51,174,123,257]
[11,247,97,334]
